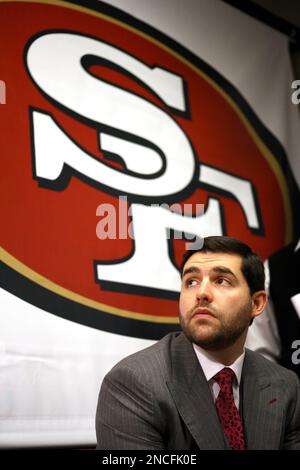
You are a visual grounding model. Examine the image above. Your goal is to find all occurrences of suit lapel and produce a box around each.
[242,350,283,449]
[166,333,229,450]
[166,337,284,450]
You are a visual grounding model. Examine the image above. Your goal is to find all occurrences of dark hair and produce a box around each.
[180,236,265,295]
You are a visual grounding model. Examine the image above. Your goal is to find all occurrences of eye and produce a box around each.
[216,277,230,286]
[185,278,198,287]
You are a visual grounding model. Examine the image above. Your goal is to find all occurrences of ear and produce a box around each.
[250,290,268,319]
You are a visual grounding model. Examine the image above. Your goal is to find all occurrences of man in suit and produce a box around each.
[95,236,300,450]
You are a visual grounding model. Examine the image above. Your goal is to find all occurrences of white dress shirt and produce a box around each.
[193,343,245,409]
[245,259,281,362]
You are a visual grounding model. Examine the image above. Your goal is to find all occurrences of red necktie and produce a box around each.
[214,367,246,450]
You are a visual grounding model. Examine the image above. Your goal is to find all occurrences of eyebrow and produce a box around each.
[182,265,238,281]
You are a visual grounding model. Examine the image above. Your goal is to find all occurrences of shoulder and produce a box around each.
[114,331,181,366]
[104,332,182,385]
[245,348,299,385]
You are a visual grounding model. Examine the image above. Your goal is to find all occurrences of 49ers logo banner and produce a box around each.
[0,0,299,339]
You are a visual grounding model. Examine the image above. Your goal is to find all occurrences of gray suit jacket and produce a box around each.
[95,332,300,450]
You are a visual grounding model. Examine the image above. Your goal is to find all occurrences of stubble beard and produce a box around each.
[180,299,253,351]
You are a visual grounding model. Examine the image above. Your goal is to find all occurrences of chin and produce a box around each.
[185,329,219,349]
[193,337,221,350]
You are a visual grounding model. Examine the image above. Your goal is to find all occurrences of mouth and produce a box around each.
[192,308,216,319]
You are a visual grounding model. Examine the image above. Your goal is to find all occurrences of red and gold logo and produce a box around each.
[0,0,297,338]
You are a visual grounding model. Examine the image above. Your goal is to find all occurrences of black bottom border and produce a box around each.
[1,449,299,466]
[0,260,180,340]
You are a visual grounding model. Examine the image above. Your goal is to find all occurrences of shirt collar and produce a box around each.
[192,343,245,385]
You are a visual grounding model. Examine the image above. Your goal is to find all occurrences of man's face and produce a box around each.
[179,251,255,351]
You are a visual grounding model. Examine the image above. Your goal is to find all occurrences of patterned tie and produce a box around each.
[214,367,245,450]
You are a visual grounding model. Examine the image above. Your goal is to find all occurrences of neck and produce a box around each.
[204,334,246,366]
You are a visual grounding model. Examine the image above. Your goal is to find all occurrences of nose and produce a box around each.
[195,279,213,304]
